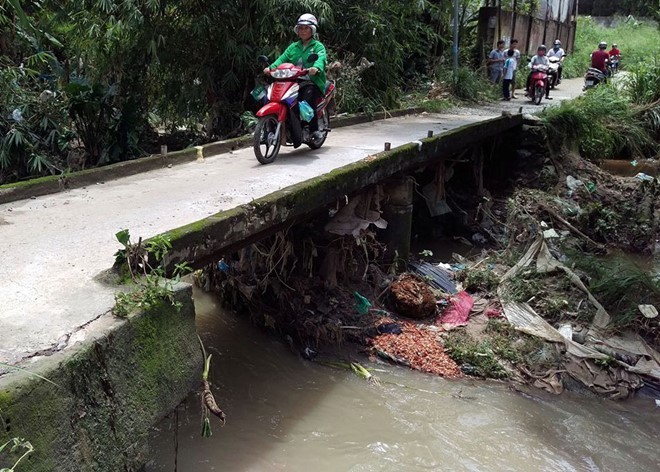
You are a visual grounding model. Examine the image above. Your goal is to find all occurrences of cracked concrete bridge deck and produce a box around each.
[0,79,584,371]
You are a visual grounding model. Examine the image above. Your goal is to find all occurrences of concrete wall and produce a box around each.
[0,283,201,472]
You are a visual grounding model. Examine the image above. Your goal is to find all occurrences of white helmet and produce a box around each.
[295,14,318,35]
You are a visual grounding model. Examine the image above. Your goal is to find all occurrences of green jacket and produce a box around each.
[270,39,327,93]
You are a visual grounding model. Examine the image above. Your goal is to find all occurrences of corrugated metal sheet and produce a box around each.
[536,0,576,23]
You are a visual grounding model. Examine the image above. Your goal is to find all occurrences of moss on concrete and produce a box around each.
[0,283,201,472]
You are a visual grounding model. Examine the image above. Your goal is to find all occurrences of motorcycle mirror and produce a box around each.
[307,53,318,63]
[258,55,270,65]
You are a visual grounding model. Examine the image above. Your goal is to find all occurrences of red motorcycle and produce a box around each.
[252,54,336,165]
[527,64,550,105]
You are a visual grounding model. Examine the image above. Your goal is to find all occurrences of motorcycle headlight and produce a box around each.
[271,69,298,79]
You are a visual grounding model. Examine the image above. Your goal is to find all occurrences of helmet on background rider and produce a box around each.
[553,39,561,48]
[537,44,547,55]
[612,43,618,48]
[598,41,607,49]
[294,14,318,35]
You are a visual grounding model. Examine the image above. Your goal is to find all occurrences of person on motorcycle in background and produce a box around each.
[525,45,551,100]
[547,39,566,83]
[590,41,610,74]
[609,43,621,69]
[263,13,327,140]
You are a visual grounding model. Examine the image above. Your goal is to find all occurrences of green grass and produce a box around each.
[563,16,660,79]
[436,66,500,103]
[568,252,660,337]
[542,83,655,159]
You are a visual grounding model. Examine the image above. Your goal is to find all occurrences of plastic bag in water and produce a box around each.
[299,100,314,122]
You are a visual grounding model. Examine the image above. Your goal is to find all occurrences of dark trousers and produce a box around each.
[502,78,512,99]
[299,83,322,131]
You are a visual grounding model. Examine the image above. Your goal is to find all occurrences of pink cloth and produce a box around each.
[438,291,474,327]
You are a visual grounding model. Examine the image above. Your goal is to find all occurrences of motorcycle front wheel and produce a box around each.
[254,115,281,165]
[533,85,544,105]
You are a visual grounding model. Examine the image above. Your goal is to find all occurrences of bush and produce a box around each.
[0,57,72,182]
[435,66,499,103]
[542,84,655,160]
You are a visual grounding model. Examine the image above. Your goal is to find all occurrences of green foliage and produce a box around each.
[578,202,622,243]
[436,66,499,103]
[625,59,660,105]
[542,84,656,160]
[112,229,192,318]
[502,270,542,303]
[457,266,500,292]
[0,58,71,181]
[563,16,660,79]
[0,437,34,471]
[568,253,660,334]
[484,319,545,363]
[443,331,508,379]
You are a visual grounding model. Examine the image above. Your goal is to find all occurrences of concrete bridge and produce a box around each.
[0,79,583,471]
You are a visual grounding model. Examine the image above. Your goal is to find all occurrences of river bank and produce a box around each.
[195,114,660,400]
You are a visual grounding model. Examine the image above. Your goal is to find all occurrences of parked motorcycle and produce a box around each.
[547,56,561,89]
[583,67,607,90]
[527,64,549,105]
[251,54,336,165]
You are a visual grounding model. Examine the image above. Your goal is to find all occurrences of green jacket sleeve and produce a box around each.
[270,43,296,69]
[311,42,327,71]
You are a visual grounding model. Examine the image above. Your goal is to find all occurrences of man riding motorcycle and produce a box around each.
[547,39,566,84]
[609,43,621,72]
[525,45,551,100]
[591,41,610,74]
[263,14,327,141]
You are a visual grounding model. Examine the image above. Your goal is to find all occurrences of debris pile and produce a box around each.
[370,320,462,378]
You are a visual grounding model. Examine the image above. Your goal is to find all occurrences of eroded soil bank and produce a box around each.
[195,117,659,400]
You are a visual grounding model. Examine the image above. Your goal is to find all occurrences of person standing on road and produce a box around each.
[507,39,521,98]
[502,49,516,101]
[488,40,506,84]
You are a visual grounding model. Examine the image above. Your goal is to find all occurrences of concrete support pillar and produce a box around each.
[381,176,414,268]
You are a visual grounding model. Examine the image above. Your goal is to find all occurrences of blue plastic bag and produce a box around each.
[299,100,314,122]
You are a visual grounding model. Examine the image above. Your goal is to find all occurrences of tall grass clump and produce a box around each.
[563,16,660,79]
[625,59,660,139]
[542,84,654,160]
[569,252,660,342]
[436,66,499,103]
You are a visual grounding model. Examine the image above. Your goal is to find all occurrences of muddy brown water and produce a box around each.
[145,288,660,472]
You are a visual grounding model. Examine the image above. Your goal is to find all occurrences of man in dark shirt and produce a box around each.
[591,41,609,73]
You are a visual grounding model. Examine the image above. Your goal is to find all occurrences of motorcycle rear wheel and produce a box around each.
[254,115,281,165]
[533,85,544,105]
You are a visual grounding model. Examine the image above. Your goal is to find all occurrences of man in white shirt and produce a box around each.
[547,39,566,83]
